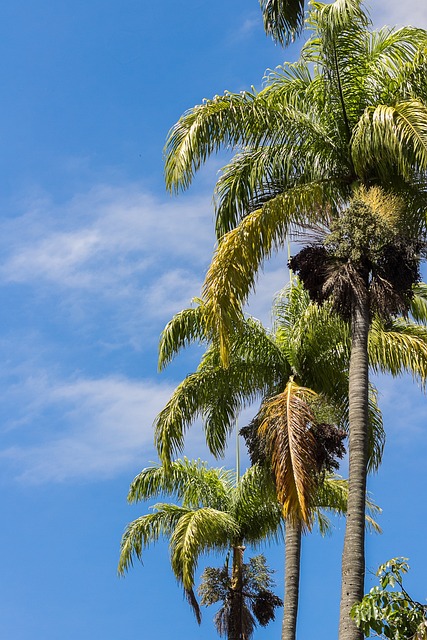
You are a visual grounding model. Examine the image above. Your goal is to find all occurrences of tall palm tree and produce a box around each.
[118,459,284,639]
[163,3,427,637]
[155,281,404,639]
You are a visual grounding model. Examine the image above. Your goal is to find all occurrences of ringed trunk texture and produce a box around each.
[282,519,302,640]
[230,544,246,640]
[338,295,369,640]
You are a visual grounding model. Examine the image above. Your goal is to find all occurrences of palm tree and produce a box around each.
[163,3,427,637]
[155,280,397,640]
[198,554,283,640]
[259,0,305,45]
[118,459,284,639]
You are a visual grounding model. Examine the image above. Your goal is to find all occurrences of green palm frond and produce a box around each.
[154,368,238,464]
[410,283,427,324]
[214,144,296,237]
[352,100,427,180]
[127,458,234,510]
[158,301,208,370]
[259,0,305,45]
[164,90,280,193]
[369,317,427,382]
[233,465,284,544]
[366,387,385,473]
[118,504,189,575]
[314,475,381,534]
[155,315,294,465]
[170,507,239,590]
[315,475,348,513]
[203,182,327,365]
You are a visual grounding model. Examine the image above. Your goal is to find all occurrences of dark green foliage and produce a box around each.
[310,422,346,475]
[351,558,427,639]
[241,418,346,477]
[289,189,423,321]
[198,554,283,639]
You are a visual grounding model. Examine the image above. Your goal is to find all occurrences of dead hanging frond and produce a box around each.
[255,381,320,527]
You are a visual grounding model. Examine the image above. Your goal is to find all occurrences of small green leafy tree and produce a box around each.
[198,554,283,640]
[351,558,427,639]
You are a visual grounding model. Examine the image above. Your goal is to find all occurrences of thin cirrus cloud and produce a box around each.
[0,373,177,483]
[375,1,427,28]
[0,370,255,484]
[0,180,287,484]
[0,184,215,293]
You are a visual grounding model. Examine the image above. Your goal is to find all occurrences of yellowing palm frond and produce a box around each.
[257,381,319,526]
[203,182,326,366]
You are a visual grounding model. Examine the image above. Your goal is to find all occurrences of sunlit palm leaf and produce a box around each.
[170,508,239,590]
[118,504,189,575]
[127,458,234,510]
[369,317,427,382]
[158,302,208,370]
[203,182,326,365]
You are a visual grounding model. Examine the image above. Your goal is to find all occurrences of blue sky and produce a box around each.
[0,1,426,638]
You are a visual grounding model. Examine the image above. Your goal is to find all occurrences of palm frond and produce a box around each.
[369,317,427,383]
[259,0,305,45]
[410,283,427,324]
[256,381,319,526]
[352,100,427,180]
[118,504,189,575]
[164,90,280,193]
[233,465,285,544]
[170,508,239,590]
[203,182,327,365]
[127,458,234,510]
[158,302,208,370]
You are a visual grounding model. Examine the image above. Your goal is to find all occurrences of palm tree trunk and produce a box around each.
[338,293,369,640]
[282,519,302,640]
[230,544,246,640]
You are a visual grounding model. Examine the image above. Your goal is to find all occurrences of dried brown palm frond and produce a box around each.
[256,380,319,527]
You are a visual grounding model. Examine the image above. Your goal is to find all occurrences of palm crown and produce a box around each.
[165,0,427,360]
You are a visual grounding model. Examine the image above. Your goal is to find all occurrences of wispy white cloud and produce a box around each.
[0,366,258,483]
[0,184,218,347]
[1,184,214,291]
[0,372,176,483]
[372,1,427,28]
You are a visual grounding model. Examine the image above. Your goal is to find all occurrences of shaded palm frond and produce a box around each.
[410,283,427,324]
[259,0,305,45]
[233,465,284,545]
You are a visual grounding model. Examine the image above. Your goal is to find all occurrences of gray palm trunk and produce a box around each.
[282,519,302,640]
[338,293,369,640]
[230,544,246,640]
